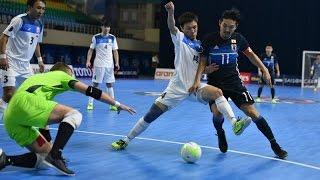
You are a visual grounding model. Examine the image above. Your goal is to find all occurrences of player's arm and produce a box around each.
[188,56,207,93]
[113,49,120,71]
[275,63,280,77]
[86,48,94,68]
[35,43,45,72]
[72,81,136,114]
[165,1,178,35]
[243,48,271,85]
[0,34,9,70]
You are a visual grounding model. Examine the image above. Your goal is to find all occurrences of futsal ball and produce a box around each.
[180,142,202,163]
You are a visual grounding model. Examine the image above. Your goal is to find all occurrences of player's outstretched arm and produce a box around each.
[73,81,136,115]
[165,1,178,35]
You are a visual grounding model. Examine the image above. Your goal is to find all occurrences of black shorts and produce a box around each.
[259,72,275,85]
[208,78,255,108]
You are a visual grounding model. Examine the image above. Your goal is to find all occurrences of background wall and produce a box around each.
[159,0,320,76]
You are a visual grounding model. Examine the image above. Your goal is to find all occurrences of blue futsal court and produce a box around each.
[1,79,320,180]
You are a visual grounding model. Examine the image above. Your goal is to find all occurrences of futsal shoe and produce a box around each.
[216,130,228,153]
[0,149,7,170]
[271,142,288,159]
[271,99,278,104]
[44,151,75,176]
[87,103,93,110]
[111,139,128,150]
[232,117,252,135]
[109,105,118,111]
[256,97,262,102]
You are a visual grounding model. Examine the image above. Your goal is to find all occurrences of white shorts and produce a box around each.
[1,59,33,87]
[92,67,115,84]
[155,82,209,109]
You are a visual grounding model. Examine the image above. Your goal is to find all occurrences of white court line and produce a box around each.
[1,124,320,171]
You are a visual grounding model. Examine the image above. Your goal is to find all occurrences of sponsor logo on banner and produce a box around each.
[239,72,252,84]
[154,68,175,80]
[73,66,93,78]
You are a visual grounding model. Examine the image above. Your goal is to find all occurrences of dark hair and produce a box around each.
[101,20,111,27]
[100,16,111,27]
[50,62,72,73]
[220,8,241,24]
[266,43,273,47]
[27,0,46,7]
[178,12,198,27]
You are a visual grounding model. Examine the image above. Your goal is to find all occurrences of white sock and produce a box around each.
[124,117,150,143]
[88,97,94,104]
[107,87,115,99]
[215,96,237,125]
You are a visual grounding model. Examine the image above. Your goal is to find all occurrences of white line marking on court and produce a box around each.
[58,127,320,171]
[1,124,320,171]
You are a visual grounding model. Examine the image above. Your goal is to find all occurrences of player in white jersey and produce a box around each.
[86,20,120,111]
[111,1,251,150]
[0,0,46,111]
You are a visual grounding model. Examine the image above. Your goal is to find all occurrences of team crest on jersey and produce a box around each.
[36,27,40,34]
[214,45,219,49]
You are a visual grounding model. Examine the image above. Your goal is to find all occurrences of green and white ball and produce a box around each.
[180,142,202,163]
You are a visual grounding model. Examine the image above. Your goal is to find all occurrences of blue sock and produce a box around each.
[213,116,224,132]
[253,116,276,143]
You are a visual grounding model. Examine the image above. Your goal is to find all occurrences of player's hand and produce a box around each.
[0,58,9,70]
[262,70,272,86]
[205,63,219,74]
[115,63,120,71]
[165,1,174,13]
[188,81,200,94]
[86,62,91,69]
[258,70,262,77]
[38,61,45,73]
[118,103,136,115]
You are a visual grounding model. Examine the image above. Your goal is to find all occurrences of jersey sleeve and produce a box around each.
[238,34,250,53]
[170,30,184,46]
[89,36,96,49]
[112,36,118,50]
[59,72,79,90]
[3,16,22,38]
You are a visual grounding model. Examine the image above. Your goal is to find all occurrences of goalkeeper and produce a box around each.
[0,62,135,176]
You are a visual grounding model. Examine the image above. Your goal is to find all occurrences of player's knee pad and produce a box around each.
[144,103,164,123]
[62,109,83,129]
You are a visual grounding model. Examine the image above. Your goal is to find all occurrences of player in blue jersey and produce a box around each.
[256,44,281,103]
[0,0,46,111]
[192,8,287,159]
[86,20,120,111]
